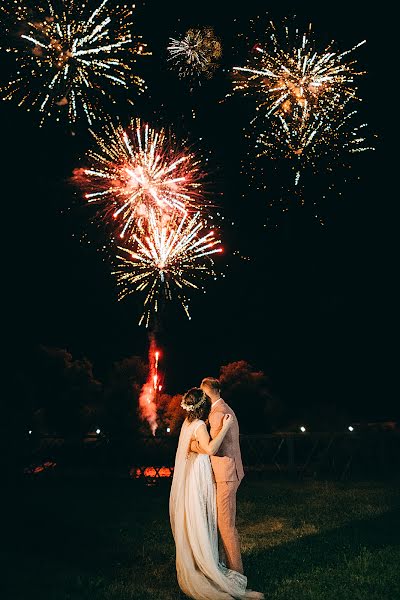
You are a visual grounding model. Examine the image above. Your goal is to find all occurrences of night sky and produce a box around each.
[2,1,396,422]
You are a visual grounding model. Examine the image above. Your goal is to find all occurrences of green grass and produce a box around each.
[2,476,400,599]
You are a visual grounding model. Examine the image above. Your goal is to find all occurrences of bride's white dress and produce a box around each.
[170,418,255,600]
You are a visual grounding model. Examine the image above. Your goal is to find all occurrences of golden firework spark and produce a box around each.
[0,0,149,124]
[255,104,374,184]
[167,27,222,82]
[232,21,365,120]
[232,19,372,184]
[113,211,222,327]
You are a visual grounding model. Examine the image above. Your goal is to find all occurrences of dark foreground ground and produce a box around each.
[2,476,400,600]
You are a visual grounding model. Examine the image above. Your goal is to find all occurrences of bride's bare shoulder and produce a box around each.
[192,419,206,439]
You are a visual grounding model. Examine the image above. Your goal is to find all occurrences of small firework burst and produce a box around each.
[113,211,222,327]
[74,118,206,239]
[0,0,149,125]
[254,103,374,183]
[232,21,365,120]
[167,27,222,83]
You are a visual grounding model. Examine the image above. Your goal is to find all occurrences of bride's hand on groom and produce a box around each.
[190,440,201,454]
[222,414,233,431]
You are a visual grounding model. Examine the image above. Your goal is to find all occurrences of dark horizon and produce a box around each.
[2,0,397,423]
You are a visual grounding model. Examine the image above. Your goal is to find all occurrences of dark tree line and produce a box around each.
[7,345,362,445]
[8,346,286,439]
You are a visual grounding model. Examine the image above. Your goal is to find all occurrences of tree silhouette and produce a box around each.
[33,346,102,435]
[220,360,282,433]
[156,392,184,434]
[103,355,147,436]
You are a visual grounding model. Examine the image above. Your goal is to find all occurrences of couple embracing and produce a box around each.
[169,377,264,600]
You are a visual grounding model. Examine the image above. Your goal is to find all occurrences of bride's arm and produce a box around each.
[194,415,232,456]
[190,438,206,454]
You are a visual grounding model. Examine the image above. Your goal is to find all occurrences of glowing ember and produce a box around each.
[131,466,173,479]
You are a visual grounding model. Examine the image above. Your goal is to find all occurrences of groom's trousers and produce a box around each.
[216,480,243,574]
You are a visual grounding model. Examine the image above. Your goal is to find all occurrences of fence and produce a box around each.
[12,431,400,481]
[239,432,400,479]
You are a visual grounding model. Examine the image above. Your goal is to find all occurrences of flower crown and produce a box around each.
[181,393,206,412]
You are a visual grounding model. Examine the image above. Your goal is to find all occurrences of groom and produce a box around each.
[190,377,245,574]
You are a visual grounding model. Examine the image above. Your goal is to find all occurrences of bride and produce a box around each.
[169,387,264,600]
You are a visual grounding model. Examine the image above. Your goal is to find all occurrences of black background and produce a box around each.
[1,0,396,423]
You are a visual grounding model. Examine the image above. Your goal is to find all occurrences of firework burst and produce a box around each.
[113,211,222,327]
[0,0,149,125]
[74,118,205,239]
[232,19,372,185]
[232,21,365,121]
[254,103,374,184]
[167,27,222,83]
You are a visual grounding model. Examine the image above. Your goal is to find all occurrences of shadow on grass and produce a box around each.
[2,479,400,599]
[245,506,400,589]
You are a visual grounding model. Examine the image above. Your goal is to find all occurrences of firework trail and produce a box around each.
[153,349,162,393]
[138,336,161,435]
[74,118,205,239]
[0,0,149,125]
[113,210,222,327]
[167,27,222,84]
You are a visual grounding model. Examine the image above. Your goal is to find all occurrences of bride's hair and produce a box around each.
[181,388,212,422]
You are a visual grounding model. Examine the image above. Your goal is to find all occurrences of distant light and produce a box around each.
[28,430,32,435]
[96,428,101,434]
[166,427,171,433]
[300,426,306,433]
[158,385,162,392]
[348,425,354,432]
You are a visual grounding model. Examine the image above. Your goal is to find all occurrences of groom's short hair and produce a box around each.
[201,377,221,393]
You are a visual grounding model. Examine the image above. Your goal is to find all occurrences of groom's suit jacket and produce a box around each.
[195,399,244,483]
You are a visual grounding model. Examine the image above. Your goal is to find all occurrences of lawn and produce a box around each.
[2,475,400,600]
